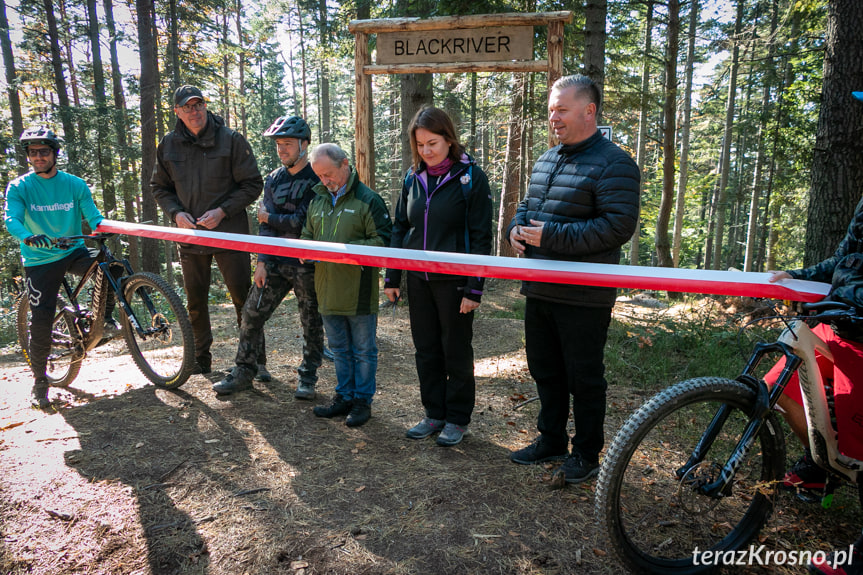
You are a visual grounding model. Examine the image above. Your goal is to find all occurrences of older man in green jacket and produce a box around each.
[301,143,392,427]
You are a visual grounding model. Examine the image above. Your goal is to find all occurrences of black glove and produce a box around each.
[24,234,51,248]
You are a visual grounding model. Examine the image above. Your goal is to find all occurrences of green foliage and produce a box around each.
[606,298,754,391]
[0,0,836,281]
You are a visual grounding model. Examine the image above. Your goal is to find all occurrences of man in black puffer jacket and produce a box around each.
[507,74,640,484]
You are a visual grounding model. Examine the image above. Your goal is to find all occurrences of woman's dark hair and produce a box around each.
[408,105,465,170]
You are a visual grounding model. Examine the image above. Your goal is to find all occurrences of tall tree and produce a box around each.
[317,0,331,142]
[104,0,139,268]
[672,0,697,267]
[582,0,607,122]
[0,0,26,174]
[803,0,863,265]
[86,0,117,218]
[654,0,680,268]
[137,0,159,273]
[743,0,778,272]
[498,74,526,257]
[43,0,78,173]
[708,0,744,270]
[629,0,654,266]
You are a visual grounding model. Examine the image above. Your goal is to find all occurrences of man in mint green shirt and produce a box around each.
[3,127,105,408]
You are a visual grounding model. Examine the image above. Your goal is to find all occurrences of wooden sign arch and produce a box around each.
[348,11,573,187]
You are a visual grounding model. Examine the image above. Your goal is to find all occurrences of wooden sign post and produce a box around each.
[348,11,573,187]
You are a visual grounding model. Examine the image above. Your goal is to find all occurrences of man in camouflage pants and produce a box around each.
[214,116,325,399]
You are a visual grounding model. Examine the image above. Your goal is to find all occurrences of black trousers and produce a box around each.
[25,247,94,380]
[407,273,476,426]
[525,297,612,462]
[179,250,263,364]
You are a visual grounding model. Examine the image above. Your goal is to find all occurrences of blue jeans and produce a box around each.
[321,314,378,402]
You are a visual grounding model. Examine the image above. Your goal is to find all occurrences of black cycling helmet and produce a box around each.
[263,116,311,141]
[20,127,62,151]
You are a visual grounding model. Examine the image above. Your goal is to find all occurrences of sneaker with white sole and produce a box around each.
[406,417,445,439]
[436,422,467,447]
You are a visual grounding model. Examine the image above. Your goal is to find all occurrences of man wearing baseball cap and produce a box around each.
[151,85,264,378]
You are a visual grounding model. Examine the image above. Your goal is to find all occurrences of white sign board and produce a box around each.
[598,126,612,141]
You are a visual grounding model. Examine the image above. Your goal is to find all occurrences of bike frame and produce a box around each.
[56,238,156,350]
[678,318,861,498]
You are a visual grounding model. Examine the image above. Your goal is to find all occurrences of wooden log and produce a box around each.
[362,60,548,75]
[348,11,572,33]
[355,32,371,186]
[547,20,565,147]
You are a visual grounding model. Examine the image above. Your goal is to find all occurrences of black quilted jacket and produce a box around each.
[508,130,640,307]
[790,196,863,309]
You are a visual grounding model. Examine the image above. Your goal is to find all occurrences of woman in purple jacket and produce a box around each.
[384,106,493,447]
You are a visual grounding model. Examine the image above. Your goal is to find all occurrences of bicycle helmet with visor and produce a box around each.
[263,116,311,141]
[20,127,62,151]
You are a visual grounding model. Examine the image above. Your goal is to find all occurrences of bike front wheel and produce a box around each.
[16,295,83,387]
[120,272,194,389]
[595,377,786,574]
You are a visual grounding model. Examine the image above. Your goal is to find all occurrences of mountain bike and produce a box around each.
[16,233,195,389]
[594,300,863,574]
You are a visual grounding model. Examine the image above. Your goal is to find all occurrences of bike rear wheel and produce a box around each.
[120,272,194,389]
[16,295,83,387]
[595,377,786,574]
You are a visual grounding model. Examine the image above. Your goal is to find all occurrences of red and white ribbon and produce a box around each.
[96,219,830,302]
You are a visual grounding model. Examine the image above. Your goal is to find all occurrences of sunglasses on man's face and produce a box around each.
[27,148,53,158]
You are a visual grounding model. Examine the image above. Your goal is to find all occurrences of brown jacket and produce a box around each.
[151,112,262,254]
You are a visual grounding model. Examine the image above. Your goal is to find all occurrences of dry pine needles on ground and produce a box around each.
[0,281,859,574]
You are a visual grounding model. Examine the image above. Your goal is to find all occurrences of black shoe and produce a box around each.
[783,452,828,491]
[193,357,212,375]
[510,437,568,465]
[212,367,254,395]
[560,452,600,484]
[255,364,272,382]
[294,382,316,400]
[31,377,50,409]
[313,394,353,418]
[346,398,371,427]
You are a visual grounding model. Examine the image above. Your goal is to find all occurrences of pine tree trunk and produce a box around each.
[137,0,159,274]
[711,0,744,269]
[86,0,116,221]
[629,1,654,266]
[43,0,78,173]
[744,0,778,272]
[582,0,607,123]
[655,0,679,269]
[236,0,246,137]
[498,74,525,257]
[0,0,26,175]
[804,0,863,266]
[168,0,179,88]
[103,0,139,269]
[399,73,433,175]
[297,3,308,121]
[318,0,331,142]
[672,0,697,267]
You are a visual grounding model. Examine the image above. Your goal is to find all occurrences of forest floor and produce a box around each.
[0,279,860,575]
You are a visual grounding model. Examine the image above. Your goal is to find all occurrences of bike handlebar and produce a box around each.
[800,300,863,324]
[52,233,115,249]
